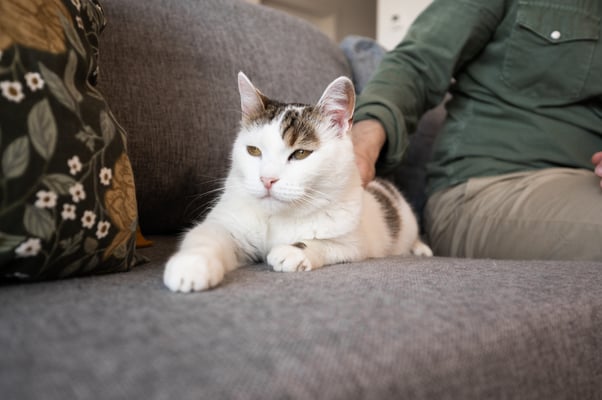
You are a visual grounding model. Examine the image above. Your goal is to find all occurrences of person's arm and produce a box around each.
[352,0,506,183]
[593,152,602,189]
[351,120,386,185]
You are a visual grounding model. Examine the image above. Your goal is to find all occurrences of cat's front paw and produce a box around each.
[163,252,225,293]
[268,245,313,272]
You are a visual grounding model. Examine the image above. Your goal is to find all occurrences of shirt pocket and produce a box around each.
[501,1,600,100]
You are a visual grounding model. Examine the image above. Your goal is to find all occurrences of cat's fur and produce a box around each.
[163,72,432,292]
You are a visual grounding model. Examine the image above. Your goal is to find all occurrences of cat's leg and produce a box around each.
[411,240,433,257]
[267,239,360,272]
[163,223,242,292]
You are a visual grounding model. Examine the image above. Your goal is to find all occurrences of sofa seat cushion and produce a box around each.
[1,236,601,399]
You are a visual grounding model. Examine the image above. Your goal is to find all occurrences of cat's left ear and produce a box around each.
[238,71,268,122]
[317,76,355,137]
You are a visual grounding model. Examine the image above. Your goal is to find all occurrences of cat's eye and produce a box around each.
[247,146,262,157]
[289,149,313,161]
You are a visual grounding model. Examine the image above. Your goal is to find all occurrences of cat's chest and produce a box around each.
[229,209,356,256]
[262,206,360,249]
[264,217,317,248]
[214,190,362,257]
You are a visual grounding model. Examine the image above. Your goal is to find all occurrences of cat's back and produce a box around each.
[363,178,421,256]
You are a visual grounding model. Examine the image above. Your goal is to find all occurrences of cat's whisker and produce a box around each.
[182,182,232,218]
[298,190,334,207]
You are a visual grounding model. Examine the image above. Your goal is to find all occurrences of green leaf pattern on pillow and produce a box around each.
[0,0,139,280]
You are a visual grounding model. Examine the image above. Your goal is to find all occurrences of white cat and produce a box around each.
[163,72,432,292]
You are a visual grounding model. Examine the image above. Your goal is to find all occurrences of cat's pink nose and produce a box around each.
[261,177,279,190]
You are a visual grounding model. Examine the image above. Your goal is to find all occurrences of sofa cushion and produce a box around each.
[1,236,602,399]
[98,0,351,234]
[0,0,139,281]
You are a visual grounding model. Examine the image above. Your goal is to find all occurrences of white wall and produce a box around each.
[262,1,338,41]
[334,0,376,43]
[249,0,376,43]
[377,0,433,49]
[245,0,434,47]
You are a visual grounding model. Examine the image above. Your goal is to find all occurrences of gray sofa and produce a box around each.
[2,1,602,399]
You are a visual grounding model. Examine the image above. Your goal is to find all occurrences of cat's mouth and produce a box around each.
[260,192,281,201]
[259,190,289,205]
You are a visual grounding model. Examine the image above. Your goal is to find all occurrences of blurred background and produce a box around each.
[245,0,433,50]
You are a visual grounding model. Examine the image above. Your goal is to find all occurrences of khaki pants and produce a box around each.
[424,168,602,261]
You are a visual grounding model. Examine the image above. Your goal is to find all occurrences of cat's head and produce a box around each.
[229,72,358,215]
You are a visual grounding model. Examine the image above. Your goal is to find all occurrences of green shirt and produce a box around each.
[354,0,602,196]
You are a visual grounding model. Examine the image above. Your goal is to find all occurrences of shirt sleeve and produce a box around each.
[354,0,507,172]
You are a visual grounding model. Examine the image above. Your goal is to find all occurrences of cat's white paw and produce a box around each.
[163,252,225,292]
[268,245,313,272]
[412,241,433,257]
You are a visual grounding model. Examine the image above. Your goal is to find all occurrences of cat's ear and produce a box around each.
[238,72,268,122]
[316,76,355,136]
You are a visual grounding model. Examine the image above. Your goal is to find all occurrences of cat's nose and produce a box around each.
[260,177,279,190]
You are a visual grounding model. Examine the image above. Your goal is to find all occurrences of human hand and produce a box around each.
[593,151,602,189]
[350,120,386,186]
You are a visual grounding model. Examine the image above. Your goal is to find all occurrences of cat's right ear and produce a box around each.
[238,72,267,122]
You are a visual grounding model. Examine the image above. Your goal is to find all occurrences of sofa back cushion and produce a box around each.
[98,0,351,234]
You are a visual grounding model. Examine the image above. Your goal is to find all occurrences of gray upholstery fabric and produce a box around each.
[98,0,351,234]
[2,237,601,399]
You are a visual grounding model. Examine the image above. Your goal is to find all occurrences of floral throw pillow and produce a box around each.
[0,0,139,281]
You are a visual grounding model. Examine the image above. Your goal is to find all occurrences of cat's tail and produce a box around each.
[411,240,433,257]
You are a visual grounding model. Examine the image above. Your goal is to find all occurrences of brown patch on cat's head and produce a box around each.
[281,106,321,148]
[241,98,321,148]
[241,96,282,128]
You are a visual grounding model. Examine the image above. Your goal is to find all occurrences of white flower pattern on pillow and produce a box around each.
[1,81,24,103]
[35,190,58,209]
[15,238,42,258]
[99,167,112,186]
[69,183,86,203]
[25,72,45,91]
[61,204,77,220]
[96,221,111,239]
[68,155,83,175]
[81,210,96,229]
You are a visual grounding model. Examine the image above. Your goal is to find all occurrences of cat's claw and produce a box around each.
[163,252,225,292]
[268,245,313,272]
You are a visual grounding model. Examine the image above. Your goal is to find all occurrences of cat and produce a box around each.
[163,72,432,293]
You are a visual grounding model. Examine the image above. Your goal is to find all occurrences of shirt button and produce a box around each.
[550,30,561,40]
